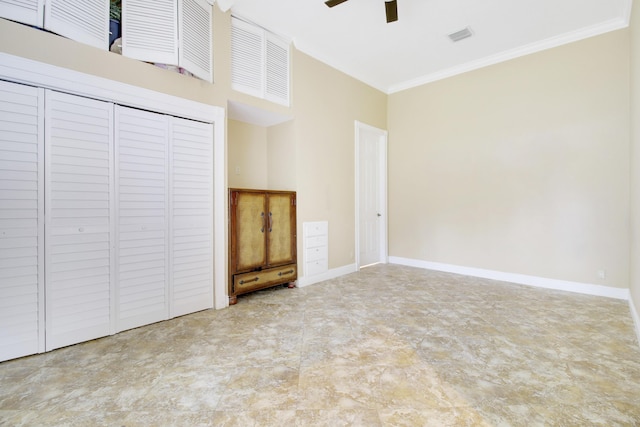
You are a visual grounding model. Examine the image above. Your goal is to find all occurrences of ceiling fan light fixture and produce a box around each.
[448,27,473,42]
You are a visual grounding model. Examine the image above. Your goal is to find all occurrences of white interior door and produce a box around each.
[0,81,44,362]
[123,0,178,65]
[115,106,169,332]
[45,0,109,50]
[356,121,387,268]
[45,90,114,351]
[178,0,213,82]
[0,0,45,27]
[169,116,214,317]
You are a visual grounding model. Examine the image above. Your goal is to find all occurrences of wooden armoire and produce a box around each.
[228,189,297,304]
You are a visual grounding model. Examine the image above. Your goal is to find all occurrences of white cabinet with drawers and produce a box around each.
[303,221,328,277]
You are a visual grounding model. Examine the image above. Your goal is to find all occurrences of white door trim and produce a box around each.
[0,52,228,310]
[355,120,388,269]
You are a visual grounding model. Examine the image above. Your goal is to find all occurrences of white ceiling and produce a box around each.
[226,0,632,94]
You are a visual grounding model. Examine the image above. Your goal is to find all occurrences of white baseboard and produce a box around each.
[630,296,640,346]
[388,256,630,300]
[297,263,357,288]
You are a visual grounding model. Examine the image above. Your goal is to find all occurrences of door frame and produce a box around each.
[355,120,388,269]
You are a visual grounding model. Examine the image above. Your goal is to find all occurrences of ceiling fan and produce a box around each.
[325,0,398,23]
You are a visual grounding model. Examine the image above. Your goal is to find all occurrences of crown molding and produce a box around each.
[388,17,629,94]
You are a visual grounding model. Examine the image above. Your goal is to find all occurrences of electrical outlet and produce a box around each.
[597,269,606,279]
[235,166,241,175]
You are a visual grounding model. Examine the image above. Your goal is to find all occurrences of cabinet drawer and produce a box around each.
[305,235,327,249]
[233,264,297,294]
[306,246,327,262]
[304,221,327,237]
[306,259,328,277]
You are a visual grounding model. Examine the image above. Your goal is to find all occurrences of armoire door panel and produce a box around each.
[232,191,267,272]
[115,106,169,332]
[0,80,44,362]
[45,90,113,351]
[266,193,296,266]
[170,117,214,316]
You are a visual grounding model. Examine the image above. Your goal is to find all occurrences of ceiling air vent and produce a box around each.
[448,27,473,42]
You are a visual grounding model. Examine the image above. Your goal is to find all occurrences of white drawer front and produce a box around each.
[306,259,328,277]
[306,246,327,262]
[305,235,328,249]
[304,221,328,237]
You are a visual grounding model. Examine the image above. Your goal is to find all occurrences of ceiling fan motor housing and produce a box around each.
[325,0,399,23]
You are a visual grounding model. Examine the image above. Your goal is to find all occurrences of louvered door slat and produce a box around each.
[266,35,290,106]
[123,0,178,65]
[45,90,113,351]
[0,81,44,362]
[170,117,213,317]
[231,17,264,98]
[115,106,169,332]
[0,0,44,27]
[231,17,290,106]
[179,0,212,82]
[45,0,109,50]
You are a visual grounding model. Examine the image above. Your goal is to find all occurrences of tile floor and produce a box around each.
[1,264,640,426]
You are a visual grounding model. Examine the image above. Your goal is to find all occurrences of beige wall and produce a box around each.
[267,121,297,191]
[0,15,226,107]
[388,30,631,289]
[630,3,640,321]
[226,49,388,273]
[2,6,637,298]
[0,8,387,280]
[227,120,268,189]
[292,51,387,270]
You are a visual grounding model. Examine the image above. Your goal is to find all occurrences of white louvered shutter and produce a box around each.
[0,81,44,362]
[179,0,212,82]
[265,34,290,106]
[169,117,213,317]
[0,0,44,27]
[45,0,109,50]
[44,90,113,351]
[122,0,178,65]
[231,17,263,99]
[115,106,169,332]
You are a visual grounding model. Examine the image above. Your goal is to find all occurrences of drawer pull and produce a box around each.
[278,269,294,277]
[240,277,259,285]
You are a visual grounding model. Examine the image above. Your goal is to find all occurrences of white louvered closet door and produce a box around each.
[231,17,264,99]
[169,117,213,317]
[0,81,44,362]
[45,0,110,50]
[265,35,290,106]
[45,90,113,351]
[122,0,178,65]
[115,106,169,332]
[0,0,44,27]
[178,0,212,82]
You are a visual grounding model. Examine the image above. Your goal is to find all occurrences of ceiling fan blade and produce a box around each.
[385,0,398,23]
[325,0,349,7]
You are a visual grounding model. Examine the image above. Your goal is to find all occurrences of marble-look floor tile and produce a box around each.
[378,407,491,427]
[215,366,299,411]
[298,364,386,410]
[1,264,639,425]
